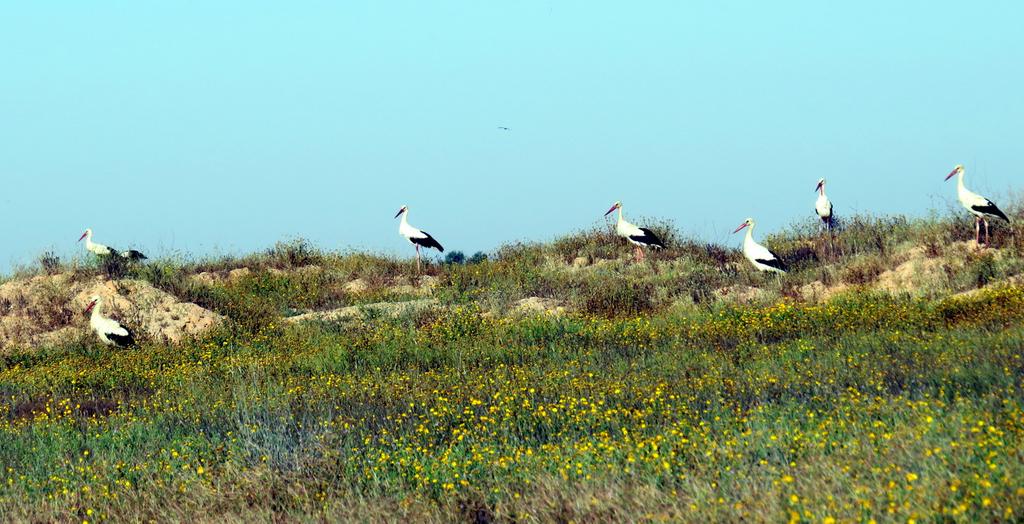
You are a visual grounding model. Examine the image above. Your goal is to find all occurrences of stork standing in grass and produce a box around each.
[394,205,444,272]
[945,164,1010,247]
[84,295,136,347]
[78,229,147,261]
[604,201,666,262]
[733,218,787,273]
[815,178,834,231]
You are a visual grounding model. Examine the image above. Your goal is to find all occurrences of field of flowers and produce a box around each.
[2,278,1024,522]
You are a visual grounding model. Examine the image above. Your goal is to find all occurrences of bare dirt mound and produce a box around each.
[286,298,438,325]
[714,285,769,304]
[796,241,1008,301]
[189,267,254,286]
[0,274,223,350]
[873,246,949,294]
[798,280,851,302]
[512,297,567,316]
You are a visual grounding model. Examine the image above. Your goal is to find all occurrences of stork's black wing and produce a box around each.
[629,228,666,249]
[972,201,1010,223]
[755,253,787,272]
[411,232,444,252]
[106,329,136,348]
[121,250,147,261]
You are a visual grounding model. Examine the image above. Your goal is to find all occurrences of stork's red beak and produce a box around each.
[78,232,88,241]
[732,223,749,233]
[84,300,97,314]
[604,205,617,216]
[945,167,959,181]
[394,208,404,218]
[815,181,823,192]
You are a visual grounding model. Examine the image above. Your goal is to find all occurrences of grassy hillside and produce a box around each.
[2,206,1024,522]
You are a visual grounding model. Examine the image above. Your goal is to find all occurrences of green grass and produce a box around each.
[2,208,1024,522]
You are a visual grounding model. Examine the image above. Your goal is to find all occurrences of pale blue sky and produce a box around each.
[2,1,1022,271]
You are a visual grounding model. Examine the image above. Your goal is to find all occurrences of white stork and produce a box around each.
[394,205,444,272]
[945,164,1010,247]
[733,218,787,273]
[78,229,147,261]
[604,201,666,262]
[84,295,136,347]
[815,178,833,230]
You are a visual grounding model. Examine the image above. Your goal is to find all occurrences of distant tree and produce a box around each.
[468,251,489,264]
[444,251,466,265]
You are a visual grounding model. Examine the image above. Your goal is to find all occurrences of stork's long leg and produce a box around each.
[975,217,981,247]
[984,219,991,246]
[415,244,421,273]
[826,223,832,258]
